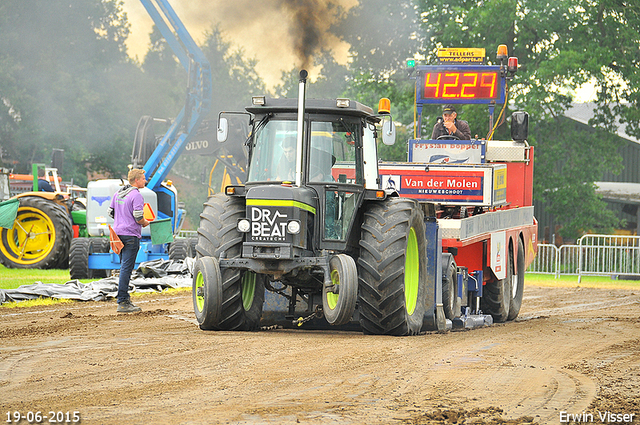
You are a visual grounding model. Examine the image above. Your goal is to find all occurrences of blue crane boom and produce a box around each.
[138,0,212,191]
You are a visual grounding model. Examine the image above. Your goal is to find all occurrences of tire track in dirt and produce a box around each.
[0,286,639,424]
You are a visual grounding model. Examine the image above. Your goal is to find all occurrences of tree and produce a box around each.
[329,0,422,160]
[412,0,639,238]
[0,0,140,184]
[171,26,267,227]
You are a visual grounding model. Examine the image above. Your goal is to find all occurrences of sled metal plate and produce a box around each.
[378,163,507,207]
[485,140,528,162]
[438,206,535,241]
[452,314,493,329]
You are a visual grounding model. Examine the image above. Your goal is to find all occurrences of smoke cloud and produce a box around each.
[280,0,338,71]
[122,0,358,86]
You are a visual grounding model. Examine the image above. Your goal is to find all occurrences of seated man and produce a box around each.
[276,136,296,181]
[37,168,54,192]
[431,104,471,140]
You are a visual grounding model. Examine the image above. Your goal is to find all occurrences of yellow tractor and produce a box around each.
[0,164,77,269]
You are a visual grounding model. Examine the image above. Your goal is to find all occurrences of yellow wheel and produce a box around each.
[0,197,72,269]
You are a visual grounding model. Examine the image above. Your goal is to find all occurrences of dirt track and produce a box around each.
[1,285,639,425]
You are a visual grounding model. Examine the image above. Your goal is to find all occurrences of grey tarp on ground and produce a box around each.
[0,258,194,305]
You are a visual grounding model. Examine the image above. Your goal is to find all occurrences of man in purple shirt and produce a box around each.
[108,168,150,313]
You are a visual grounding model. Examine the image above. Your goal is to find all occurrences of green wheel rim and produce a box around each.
[195,270,205,312]
[241,272,257,311]
[326,269,340,310]
[404,227,419,315]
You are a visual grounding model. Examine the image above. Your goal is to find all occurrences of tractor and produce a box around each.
[192,45,538,336]
[0,163,83,269]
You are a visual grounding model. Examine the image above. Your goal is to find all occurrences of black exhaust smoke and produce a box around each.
[281,0,334,70]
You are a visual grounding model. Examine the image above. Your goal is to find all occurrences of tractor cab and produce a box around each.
[219,95,385,257]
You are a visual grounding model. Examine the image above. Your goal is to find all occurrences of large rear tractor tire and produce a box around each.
[507,238,526,321]
[358,198,428,336]
[323,254,358,326]
[0,196,72,269]
[481,241,512,323]
[194,194,264,330]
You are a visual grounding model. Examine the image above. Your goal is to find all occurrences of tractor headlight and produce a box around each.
[237,219,251,233]
[287,220,301,234]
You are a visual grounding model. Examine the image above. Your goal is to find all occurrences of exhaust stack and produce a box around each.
[295,70,308,187]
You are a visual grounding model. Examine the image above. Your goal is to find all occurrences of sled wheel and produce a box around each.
[187,237,198,258]
[323,254,358,326]
[442,256,461,320]
[69,238,91,280]
[507,238,525,321]
[195,194,263,330]
[0,196,72,269]
[358,198,428,335]
[69,237,110,280]
[481,241,512,323]
[169,239,189,261]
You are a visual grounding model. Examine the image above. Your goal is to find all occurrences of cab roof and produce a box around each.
[246,97,377,120]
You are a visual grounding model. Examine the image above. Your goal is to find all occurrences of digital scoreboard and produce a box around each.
[416,66,506,105]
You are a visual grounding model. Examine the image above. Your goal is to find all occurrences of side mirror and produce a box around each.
[382,119,396,146]
[217,117,229,143]
[511,111,529,142]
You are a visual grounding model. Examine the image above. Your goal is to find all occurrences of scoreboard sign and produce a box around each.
[416,65,506,105]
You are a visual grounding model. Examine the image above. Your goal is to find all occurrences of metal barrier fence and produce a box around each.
[526,243,559,276]
[526,243,581,278]
[578,234,640,282]
[527,235,640,281]
[177,230,197,239]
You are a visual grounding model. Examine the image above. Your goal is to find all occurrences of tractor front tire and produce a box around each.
[193,256,222,329]
[0,196,72,269]
[358,198,428,336]
[323,254,358,326]
[195,194,263,330]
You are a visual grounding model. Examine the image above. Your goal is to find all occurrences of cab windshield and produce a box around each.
[247,120,298,183]
[246,119,362,184]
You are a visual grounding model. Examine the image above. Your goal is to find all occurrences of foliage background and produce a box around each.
[1,0,638,237]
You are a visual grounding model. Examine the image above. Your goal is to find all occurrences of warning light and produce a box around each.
[496,44,508,60]
[378,98,391,115]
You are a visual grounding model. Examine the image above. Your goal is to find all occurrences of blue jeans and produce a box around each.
[117,235,140,304]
